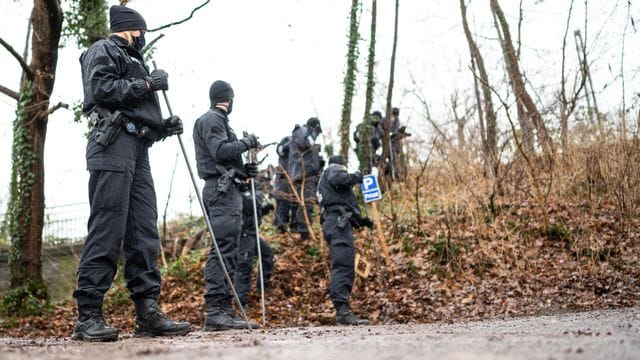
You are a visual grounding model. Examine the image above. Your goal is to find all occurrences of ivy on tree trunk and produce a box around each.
[339,0,361,161]
[4,0,63,317]
[357,0,378,174]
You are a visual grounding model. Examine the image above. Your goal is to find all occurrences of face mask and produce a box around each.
[132,33,146,51]
[226,99,233,115]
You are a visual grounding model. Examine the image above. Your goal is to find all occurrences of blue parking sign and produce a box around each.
[361,174,382,203]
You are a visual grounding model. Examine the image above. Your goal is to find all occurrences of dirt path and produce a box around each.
[2,307,639,359]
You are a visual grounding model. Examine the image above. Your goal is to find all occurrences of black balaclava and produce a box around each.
[306,117,322,140]
[371,111,382,125]
[209,80,235,113]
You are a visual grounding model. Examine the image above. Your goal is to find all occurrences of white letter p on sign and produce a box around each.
[364,177,374,190]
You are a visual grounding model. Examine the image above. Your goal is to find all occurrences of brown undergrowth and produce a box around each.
[2,141,639,338]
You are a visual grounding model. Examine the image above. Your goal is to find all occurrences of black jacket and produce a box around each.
[276,136,291,177]
[354,122,382,152]
[288,125,321,182]
[193,108,248,179]
[273,136,292,195]
[316,163,361,218]
[80,35,162,127]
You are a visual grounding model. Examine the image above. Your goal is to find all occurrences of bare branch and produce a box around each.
[47,102,69,115]
[21,9,33,84]
[0,36,32,79]
[148,0,212,32]
[0,84,19,100]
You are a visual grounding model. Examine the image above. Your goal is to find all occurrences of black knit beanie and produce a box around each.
[209,80,234,105]
[110,5,147,32]
[329,155,346,166]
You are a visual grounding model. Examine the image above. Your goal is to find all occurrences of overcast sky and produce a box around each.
[0,0,638,220]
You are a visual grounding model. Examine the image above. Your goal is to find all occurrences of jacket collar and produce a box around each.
[109,34,130,48]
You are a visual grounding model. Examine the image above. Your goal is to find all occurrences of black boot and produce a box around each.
[225,303,260,330]
[71,306,119,342]
[335,303,369,326]
[134,298,191,337]
[203,302,259,331]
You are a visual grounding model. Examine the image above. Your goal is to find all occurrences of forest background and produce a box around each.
[0,0,639,336]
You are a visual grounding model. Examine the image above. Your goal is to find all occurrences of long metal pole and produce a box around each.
[244,139,267,327]
[153,61,252,331]
[249,156,267,327]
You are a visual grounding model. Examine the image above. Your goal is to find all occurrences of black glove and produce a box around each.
[245,162,259,178]
[350,171,363,184]
[240,133,260,150]
[359,216,374,229]
[147,69,169,91]
[161,115,183,137]
[319,157,326,169]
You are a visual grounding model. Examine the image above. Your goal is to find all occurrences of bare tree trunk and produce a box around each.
[516,102,535,154]
[460,0,497,175]
[339,0,361,161]
[559,0,586,154]
[490,0,554,162]
[451,92,466,153]
[357,0,378,173]
[381,0,400,182]
[5,0,63,311]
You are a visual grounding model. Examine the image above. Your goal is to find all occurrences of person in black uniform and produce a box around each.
[288,118,323,240]
[235,183,275,309]
[272,134,295,234]
[193,80,261,330]
[72,5,190,341]
[381,107,409,178]
[353,111,383,173]
[317,155,373,325]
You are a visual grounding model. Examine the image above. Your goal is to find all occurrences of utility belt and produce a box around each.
[89,107,158,146]
[206,165,246,194]
[123,120,159,142]
[321,205,353,228]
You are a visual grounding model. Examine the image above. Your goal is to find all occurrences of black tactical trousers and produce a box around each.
[291,176,318,235]
[203,178,242,307]
[74,131,161,308]
[272,178,294,231]
[322,213,355,305]
[273,198,294,230]
[235,233,274,305]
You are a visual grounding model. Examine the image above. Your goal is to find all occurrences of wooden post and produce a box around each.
[369,202,393,270]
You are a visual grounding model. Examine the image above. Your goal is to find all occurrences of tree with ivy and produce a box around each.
[0,0,113,316]
[63,0,109,49]
[0,0,211,317]
[339,0,361,161]
[0,0,64,316]
[356,0,378,173]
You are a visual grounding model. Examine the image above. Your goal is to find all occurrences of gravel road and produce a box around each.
[2,307,639,359]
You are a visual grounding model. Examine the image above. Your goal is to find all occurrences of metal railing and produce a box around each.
[0,202,89,247]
